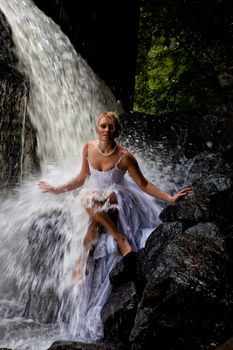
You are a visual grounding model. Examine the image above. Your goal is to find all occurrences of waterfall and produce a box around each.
[19,82,28,182]
[0,0,122,349]
[0,0,122,171]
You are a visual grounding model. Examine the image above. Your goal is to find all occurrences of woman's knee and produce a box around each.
[86,208,100,222]
[85,192,118,220]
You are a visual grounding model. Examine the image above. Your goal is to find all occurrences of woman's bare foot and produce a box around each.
[116,235,132,256]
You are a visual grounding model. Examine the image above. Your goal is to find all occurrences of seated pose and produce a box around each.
[38,111,192,340]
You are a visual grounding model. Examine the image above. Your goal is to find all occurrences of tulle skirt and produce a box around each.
[75,177,162,341]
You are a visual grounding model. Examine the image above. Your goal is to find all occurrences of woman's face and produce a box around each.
[96,116,116,141]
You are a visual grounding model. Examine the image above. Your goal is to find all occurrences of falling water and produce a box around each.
[0,0,122,349]
[19,83,27,182]
[0,0,122,170]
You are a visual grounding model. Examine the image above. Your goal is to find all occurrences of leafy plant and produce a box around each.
[134,0,233,114]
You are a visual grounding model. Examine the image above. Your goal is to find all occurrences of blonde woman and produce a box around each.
[39,111,191,340]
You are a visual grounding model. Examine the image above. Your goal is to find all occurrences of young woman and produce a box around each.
[38,111,192,340]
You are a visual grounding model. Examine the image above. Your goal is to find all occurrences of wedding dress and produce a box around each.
[75,150,162,341]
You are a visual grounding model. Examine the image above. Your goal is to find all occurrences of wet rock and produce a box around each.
[103,215,233,349]
[179,153,232,192]
[47,341,106,350]
[27,209,71,276]
[184,222,220,238]
[130,278,233,350]
[160,183,218,224]
[160,196,211,224]
[101,281,139,350]
[142,222,184,279]
[24,209,72,323]
[141,224,227,296]
[0,11,16,63]
[0,10,38,191]
[109,252,137,287]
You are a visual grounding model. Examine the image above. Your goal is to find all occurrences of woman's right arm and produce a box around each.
[38,143,90,194]
[124,152,192,203]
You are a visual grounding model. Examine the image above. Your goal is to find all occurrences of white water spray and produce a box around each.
[0,0,122,349]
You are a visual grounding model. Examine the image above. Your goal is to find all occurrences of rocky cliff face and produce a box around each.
[0,11,38,192]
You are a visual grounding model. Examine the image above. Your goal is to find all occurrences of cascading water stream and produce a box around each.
[0,0,123,349]
[19,82,28,182]
[0,1,176,349]
[0,0,122,170]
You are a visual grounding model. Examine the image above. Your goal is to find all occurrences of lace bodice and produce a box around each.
[88,161,126,188]
[86,143,126,188]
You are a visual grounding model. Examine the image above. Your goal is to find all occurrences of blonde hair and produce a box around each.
[96,111,121,138]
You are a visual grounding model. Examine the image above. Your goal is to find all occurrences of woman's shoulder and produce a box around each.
[118,146,137,166]
[118,144,135,157]
[83,140,97,149]
[82,140,97,157]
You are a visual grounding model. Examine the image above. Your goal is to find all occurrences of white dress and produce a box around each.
[75,152,162,341]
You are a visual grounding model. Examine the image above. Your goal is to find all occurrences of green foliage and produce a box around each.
[134,0,233,114]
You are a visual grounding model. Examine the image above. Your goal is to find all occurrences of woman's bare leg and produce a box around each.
[86,193,132,256]
[74,221,99,282]
[89,211,132,256]
[83,221,99,249]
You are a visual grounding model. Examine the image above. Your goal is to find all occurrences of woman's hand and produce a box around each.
[38,180,57,194]
[170,187,193,204]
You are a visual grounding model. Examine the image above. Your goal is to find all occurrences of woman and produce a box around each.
[39,111,192,340]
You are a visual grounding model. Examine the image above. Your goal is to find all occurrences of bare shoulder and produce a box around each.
[88,140,97,146]
[85,140,97,147]
[119,147,137,168]
[83,140,97,151]
[81,141,96,159]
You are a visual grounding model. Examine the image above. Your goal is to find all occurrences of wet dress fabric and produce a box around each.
[76,150,162,341]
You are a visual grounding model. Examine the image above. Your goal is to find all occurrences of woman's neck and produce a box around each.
[97,140,117,156]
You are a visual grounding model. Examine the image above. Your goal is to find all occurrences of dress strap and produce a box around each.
[114,153,125,168]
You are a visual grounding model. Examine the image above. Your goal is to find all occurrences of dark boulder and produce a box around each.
[47,341,106,350]
[24,209,72,323]
[101,281,139,350]
[102,185,233,349]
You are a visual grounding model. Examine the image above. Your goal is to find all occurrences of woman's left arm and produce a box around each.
[38,143,90,194]
[125,153,192,204]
